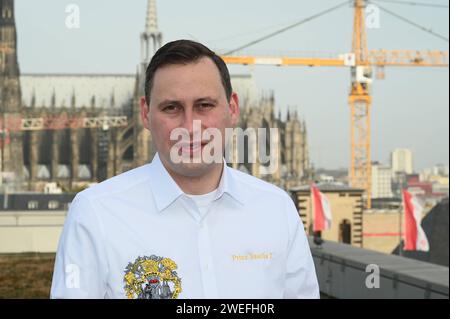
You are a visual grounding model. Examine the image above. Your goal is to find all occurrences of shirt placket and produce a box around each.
[181,196,220,298]
[197,218,219,298]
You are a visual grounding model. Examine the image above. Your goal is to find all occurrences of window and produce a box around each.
[48,200,60,209]
[27,201,39,210]
[339,219,352,244]
[2,8,11,19]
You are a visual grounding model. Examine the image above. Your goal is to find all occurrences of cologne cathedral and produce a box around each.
[0,0,311,192]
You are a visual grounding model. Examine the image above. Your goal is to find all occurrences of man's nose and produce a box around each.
[181,109,201,136]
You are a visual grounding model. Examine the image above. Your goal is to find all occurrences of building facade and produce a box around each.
[0,0,311,192]
[290,184,364,248]
[391,148,414,176]
[371,161,393,199]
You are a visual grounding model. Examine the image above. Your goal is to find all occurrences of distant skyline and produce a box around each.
[14,0,449,170]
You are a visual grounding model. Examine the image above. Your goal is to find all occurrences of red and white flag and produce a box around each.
[402,190,429,252]
[311,185,332,232]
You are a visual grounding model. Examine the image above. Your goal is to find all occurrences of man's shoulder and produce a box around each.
[77,164,151,201]
[229,166,291,201]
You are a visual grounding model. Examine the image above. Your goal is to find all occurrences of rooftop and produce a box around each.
[310,237,449,298]
[290,183,364,193]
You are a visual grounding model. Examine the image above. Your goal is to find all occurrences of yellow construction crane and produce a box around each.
[221,0,448,208]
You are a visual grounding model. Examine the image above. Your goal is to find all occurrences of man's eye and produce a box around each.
[198,103,214,110]
[163,105,180,113]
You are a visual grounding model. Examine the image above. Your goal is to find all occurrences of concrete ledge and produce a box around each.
[309,238,449,299]
[0,211,66,253]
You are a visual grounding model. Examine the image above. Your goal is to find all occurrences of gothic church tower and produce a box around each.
[133,0,163,166]
[0,0,24,185]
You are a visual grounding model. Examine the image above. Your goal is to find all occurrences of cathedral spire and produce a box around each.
[31,88,36,108]
[139,0,163,96]
[51,88,56,108]
[71,88,76,108]
[0,0,20,78]
[110,89,115,107]
[0,0,24,184]
[141,0,162,67]
[145,0,159,33]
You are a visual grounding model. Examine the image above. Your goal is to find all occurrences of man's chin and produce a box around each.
[170,161,218,178]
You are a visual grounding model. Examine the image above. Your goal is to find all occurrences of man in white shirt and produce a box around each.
[51,40,320,299]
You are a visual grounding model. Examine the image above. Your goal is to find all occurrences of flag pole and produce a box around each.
[399,192,403,257]
[309,184,313,236]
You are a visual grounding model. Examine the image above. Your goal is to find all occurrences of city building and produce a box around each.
[420,164,449,196]
[391,148,414,175]
[406,174,448,208]
[371,161,393,199]
[0,0,311,193]
[290,184,364,247]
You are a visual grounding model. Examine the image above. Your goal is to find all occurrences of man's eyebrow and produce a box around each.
[195,97,218,104]
[155,97,218,108]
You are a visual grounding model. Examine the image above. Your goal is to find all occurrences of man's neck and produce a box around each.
[162,161,224,195]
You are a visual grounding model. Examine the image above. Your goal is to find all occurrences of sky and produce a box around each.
[14,0,449,171]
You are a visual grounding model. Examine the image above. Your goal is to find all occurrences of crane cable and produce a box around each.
[370,0,449,9]
[370,2,449,42]
[223,0,351,55]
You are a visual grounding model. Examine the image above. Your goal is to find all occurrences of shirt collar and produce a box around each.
[148,153,245,213]
[217,157,245,206]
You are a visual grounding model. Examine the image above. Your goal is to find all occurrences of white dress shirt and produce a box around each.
[186,189,219,219]
[51,153,319,299]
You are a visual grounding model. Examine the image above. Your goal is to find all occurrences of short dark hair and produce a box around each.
[144,40,232,105]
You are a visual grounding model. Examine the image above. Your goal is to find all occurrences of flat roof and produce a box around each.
[309,238,449,295]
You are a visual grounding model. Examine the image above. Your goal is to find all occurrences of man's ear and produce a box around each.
[140,96,150,130]
[229,92,240,127]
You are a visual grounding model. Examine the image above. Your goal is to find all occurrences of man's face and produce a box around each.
[140,57,239,178]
